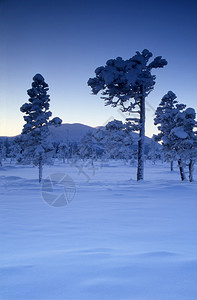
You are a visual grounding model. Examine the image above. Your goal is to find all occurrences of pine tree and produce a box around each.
[154,91,197,181]
[20,74,62,182]
[169,107,197,181]
[88,49,167,180]
[154,91,186,173]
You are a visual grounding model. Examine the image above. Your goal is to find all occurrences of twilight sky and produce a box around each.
[0,0,197,137]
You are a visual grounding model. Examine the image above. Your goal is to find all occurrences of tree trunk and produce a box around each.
[170,161,174,171]
[178,159,186,181]
[0,149,2,167]
[189,159,194,182]
[38,159,43,183]
[137,96,145,181]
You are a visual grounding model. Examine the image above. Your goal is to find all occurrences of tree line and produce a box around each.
[1,49,197,182]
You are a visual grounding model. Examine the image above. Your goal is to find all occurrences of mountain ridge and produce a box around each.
[0,123,153,146]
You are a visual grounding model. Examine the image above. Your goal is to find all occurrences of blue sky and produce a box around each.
[0,0,197,137]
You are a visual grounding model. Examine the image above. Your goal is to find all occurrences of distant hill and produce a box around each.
[0,123,156,154]
[48,123,154,152]
[48,123,96,143]
[0,123,95,143]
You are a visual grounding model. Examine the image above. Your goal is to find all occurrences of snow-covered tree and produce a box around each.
[104,120,134,160]
[20,74,62,182]
[9,136,22,162]
[88,49,167,180]
[154,91,186,172]
[104,120,125,159]
[93,128,106,158]
[169,107,197,181]
[3,138,11,160]
[147,134,161,164]
[154,91,197,181]
[0,141,4,166]
[93,120,134,161]
[58,142,69,163]
[67,142,78,160]
[0,138,12,165]
[79,131,98,165]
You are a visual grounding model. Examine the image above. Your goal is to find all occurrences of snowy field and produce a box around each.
[1,160,197,300]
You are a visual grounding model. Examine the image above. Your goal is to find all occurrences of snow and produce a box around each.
[185,108,195,117]
[1,161,197,299]
[33,73,45,83]
[171,126,188,139]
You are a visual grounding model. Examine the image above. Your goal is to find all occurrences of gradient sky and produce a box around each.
[0,0,197,137]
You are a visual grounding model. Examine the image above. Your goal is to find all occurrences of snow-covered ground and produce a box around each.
[1,161,197,300]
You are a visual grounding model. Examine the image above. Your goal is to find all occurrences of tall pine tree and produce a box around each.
[20,74,62,182]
